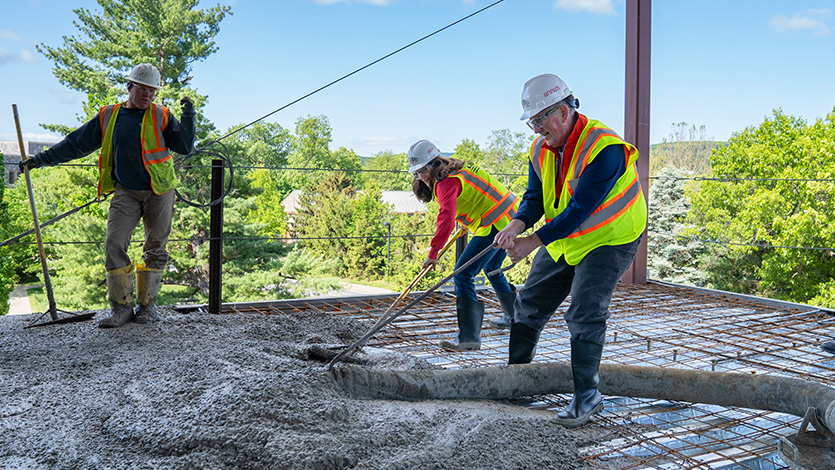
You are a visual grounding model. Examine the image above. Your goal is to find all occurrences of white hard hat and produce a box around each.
[520,73,572,121]
[126,63,162,89]
[407,140,441,173]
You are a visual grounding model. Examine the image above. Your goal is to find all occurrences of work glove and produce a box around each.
[180,96,194,114]
[18,157,38,173]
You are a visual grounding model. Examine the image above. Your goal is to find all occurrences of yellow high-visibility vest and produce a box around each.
[530,114,646,264]
[436,163,519,237]
[98,103,176,196]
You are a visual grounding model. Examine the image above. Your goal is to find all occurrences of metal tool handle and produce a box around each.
[328,241,499,370]
[486,262,517,277]
[13,104,58,321]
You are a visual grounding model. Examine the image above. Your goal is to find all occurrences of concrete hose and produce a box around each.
[330,362,835,431]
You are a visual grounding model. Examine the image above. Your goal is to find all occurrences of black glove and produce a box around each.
[18,158,38,173]
[180,96,194,113]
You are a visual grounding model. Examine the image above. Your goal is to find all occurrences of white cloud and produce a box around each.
[770,8,832,37]
[0,45,38,65]
[554,0,617,16]
[0,29,23,41]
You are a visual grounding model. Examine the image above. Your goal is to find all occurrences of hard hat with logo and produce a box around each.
[520,73,572,121]
[407,140,441,173]
[126,63,162,89]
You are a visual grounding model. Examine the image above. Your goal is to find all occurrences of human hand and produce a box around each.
[422,257,438,271]
[495,219,525,250]
[506,234,543,264]
[18,157,38,173]
[180,96,194,113]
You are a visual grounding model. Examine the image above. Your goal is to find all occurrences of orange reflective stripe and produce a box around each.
[481,192,517,227]
[456,169,504,202]
[567,173,642,238]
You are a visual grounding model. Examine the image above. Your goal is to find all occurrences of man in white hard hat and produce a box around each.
[20,63,196,328]
[495,73,647,427]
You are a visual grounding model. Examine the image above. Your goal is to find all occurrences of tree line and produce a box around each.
[1,0,833,314]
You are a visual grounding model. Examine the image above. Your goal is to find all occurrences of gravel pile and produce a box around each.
[0,307,592,469]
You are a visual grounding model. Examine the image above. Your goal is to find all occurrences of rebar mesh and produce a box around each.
[219,282,835,469]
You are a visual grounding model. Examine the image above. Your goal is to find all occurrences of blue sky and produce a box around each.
[1,0,834,158]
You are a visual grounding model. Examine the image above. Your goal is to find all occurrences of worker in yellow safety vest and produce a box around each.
[495,74,647,427]
[20,64,196,328]
[409,140,520,351]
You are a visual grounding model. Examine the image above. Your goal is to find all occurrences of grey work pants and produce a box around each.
[105,184,175,272]
[513,237,641,345]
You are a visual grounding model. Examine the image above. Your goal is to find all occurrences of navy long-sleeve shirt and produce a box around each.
[33,105,195,191]
[514,140,627,246]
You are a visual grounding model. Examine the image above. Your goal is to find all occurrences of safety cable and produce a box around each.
[173,0,505,207]
[648,228,835,252]
[5,233,436,246]
[650,174,835,183]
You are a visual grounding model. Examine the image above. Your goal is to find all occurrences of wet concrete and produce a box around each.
[0,307,592,469]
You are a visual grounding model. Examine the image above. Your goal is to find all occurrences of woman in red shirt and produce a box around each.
[408,140,519,351]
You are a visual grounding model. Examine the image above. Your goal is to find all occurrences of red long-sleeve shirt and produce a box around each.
[428,177,462,259]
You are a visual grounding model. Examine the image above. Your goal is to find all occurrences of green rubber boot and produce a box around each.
[135,267,164,324]
[99,264,135,328]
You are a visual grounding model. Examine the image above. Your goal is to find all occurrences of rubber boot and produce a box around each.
[507,322,541,364]
[135,266,164,324]
[99,264,135,328]
[554,340,605,428]
[439,297,484,351]
[489,285,516,330]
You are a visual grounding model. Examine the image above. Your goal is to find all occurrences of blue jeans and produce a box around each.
[454,226,513,300]
[514,237,641,344]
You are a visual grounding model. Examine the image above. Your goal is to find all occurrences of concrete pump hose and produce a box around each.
[331,362,835,431]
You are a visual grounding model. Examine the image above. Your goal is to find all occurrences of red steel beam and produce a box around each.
[622,0,651,284]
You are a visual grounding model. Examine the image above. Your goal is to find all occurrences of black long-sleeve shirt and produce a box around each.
[33,105,195,191]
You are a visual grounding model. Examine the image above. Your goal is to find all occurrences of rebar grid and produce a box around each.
[218,282,835,469]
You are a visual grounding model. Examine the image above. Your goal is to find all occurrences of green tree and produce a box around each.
[651,122,722,177]
[0,180,16,315]
[293,172,355,273]
[286,116,362,189]
[343,181,392,279]
[685,109,835,306]
[361,150,411,191]
[36,0,230,135]
[647,166,705,285]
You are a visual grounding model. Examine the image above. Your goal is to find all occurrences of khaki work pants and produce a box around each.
[105,184,175,271]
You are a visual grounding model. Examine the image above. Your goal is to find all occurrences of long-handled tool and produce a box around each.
[487,262,517,277]
[12,104,95,328]
[325,227,467,366]
[327,241,500,370]
[358,226,467,334]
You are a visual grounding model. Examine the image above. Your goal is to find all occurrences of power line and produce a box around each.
[650,174,835,183]
[649,228,835,252]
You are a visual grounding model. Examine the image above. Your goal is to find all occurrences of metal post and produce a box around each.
[622,0,651,284]
[383,221,391,282]
[454,229,468,295]
[208,159,223,314]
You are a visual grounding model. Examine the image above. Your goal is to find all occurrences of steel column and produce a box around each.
[622,0,651,284]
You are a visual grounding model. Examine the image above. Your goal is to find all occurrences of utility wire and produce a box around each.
[649,228,835,252]
[201,0,506,147]
[650,174,835,183]
[5,233,436,246]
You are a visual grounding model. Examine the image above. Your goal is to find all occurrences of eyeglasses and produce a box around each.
[413,166,431,179]
[526,105,560,130]
[130,83,157,96]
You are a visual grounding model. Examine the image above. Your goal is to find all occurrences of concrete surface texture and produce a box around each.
[0,307,592,469]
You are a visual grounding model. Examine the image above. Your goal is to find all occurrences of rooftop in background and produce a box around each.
[282,189,426,215]
[198,281,835,470]
[1,140,55,186]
